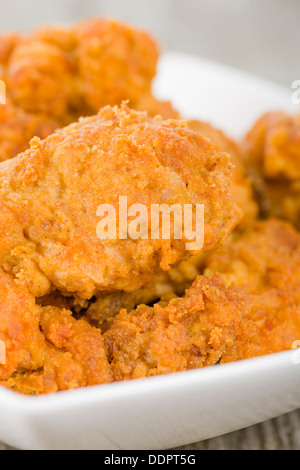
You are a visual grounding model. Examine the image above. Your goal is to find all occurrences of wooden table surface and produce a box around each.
[1,0,299,450]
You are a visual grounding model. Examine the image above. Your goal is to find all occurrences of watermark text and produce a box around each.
[96,196,204,251]
[0,340,6,365]
[0,80,5,105]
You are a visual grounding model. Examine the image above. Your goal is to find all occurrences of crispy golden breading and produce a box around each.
[0,33,21,68]
[189,120,258,230]
[6,40,75,120]
[85,254,205,326]
[2,219,300,394]
[243,112,300,227]
[0,19,177,163]
[0,269,111,394]
[103,275,264,381]
[39,254,205,328]
[244,112,300,180]
[0,104,240,300]
[136,93,180,120]
[80,120,256,327]
[0,269,46,381]
[2,20,299,398]
[203,218,300,352]
[104,219,300,381]
[0,102,59,162]
[204,218,300,295]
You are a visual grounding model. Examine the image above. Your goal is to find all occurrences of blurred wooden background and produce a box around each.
[0,0,299,450]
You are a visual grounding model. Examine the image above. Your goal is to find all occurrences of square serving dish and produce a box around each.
[0,52,299,450]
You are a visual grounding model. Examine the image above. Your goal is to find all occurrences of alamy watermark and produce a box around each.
[0,340,6,365]
[96,196,204,251]
[0,80,5,105]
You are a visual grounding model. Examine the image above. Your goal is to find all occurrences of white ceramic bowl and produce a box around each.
[1,52,299,450]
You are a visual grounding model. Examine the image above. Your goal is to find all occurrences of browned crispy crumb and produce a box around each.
[104,219,300,381]
[0,19,178,162]
[242,111,300,228]
[0,104,240,300]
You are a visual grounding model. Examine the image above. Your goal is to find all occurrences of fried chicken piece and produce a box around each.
[242,112,300,228]
[38,253,205,327]
[0,269,46,382]
[39,306,111,392]
[83,121,252,324]
[7,40,75,120]
[0,19,178,164]
[104,275,267,381]
[204,218,300,297]
[74,19,159,116]
[85,254,205,327]
[136,93,180,120]
[2,18,160,121]
[104,219,300,381]
[0,105,240,300]
[0,101,59,162]
[0,33,21,69]
[203,218,300,353]
[0,269,111,394]
[189,120,258,230]
[83,120,253,326]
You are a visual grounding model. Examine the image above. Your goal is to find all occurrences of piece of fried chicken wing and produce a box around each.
[1,18,178,126]
[242,111,300,228]
[0,269,111,394]
[0,19,178,163]
[0,101,59,163]
[188,120,258,230]
[0,104,241,300]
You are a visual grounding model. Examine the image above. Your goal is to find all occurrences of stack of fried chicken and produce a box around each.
[0,18,299,394]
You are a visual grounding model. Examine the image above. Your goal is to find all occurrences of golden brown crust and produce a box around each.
[242,112,300,228]
[204,218,300,294]
[104,219,300,381]
[1,18,160,120]
[0,104,240,299]
[188,120,258,230]
[0,19,177,163]
[0,269,111,394]
[103,275,262,380]
[0,102,59,163]
[3,219,300,394]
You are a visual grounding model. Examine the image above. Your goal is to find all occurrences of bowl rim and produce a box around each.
[0,349,298,413]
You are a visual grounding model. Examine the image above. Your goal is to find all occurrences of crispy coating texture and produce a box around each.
[1,19,160,120]
[203,218,300,353]
[243,112,300,228]
[103,275,264,380]
[204,218,300,295]
[0,104,240,300]
[0,269,111,394]
[0,269,45,381]
[0,101,59,163]
[0,33,21,69]
[85,254,205,327]
[2,219,300,393]
[82,120,254,326]
[135,93,180,120]
[104,219,300,381]
[0,19,177,163]
[189,120,258,230]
